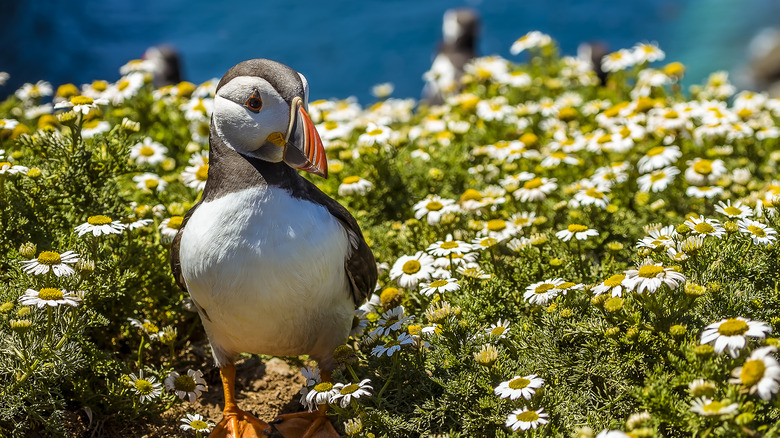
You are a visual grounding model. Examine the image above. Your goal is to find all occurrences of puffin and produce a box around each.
[422,8,480,105]
[170,59,377,438]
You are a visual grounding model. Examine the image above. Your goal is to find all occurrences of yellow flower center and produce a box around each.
[702,400,728,414]
[314,382,333,392]
[367,128,383,136]
[717,318,749,336]
[490,326,506,336]
[694,222,715,234]
[637,265,664,278]
[440,241,459,249]
[646,146,665,157]
[740,359,766,387]
[37,251,62,265]
[402,260,421,275]
[535,283,554,294]
[523,178,543,189]
[663,110,679,119]
[142,321,159,333]
[139,146,156,157]
[516,410,540,422]
[558,282,576,289]
[426,200,443,211]
[324,121,339,130]
[134,378,154,394]
[603,274,626,287]
[428,279,449,288]
[70,95,94,105]
[342,176,361,185]
[190,420,208,430]
[487,219,507,231]
[551,152,568,159]
[340,383,359,395]
[174,374,197,392]
[196,164,209,181]
[693,160,713,175]
[88,215,113,225]
[747,225,766,237]
[92,80,108,91]
[460,189,482,202]
[649,172,666,182]
[723,206,742,216]
[567,224,588,233]
[38,287,64,301]
[167,216,184,230]
[0,161,10,167]
[584,188,602,198]
[508,377,530,389]
[478,237,498,247]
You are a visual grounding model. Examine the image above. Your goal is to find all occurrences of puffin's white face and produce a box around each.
[213,75,290,162]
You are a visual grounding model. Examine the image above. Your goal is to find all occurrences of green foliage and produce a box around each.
[1,35,780,438]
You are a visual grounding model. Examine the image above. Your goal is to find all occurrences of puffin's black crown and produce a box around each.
[216,58,304,103]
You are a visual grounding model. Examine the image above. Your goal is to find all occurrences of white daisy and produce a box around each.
[684,215,726,239]
[595,431,631,438]
[331,379,373,408]
[494,374,544,400]
[524,279,565,305]
[127,370,163,403]
[637,145,681,173]
[686,185,723,199]
[132,172,167,192]
[486,318,511,339]
[514,177,558,202]
[510,31,552,55]
[632,42,665,64]
[370,305,414,337]
[130,137,168,166]
[357,123,392,146]
[18,287,81,308]
[729,346,780,401]
[685,158,726,186]
[390,251,435,290]
[338,176,374,196]
[181,161,209,192]
[556,224,598,242]
[180,413,214,434]
[371,332,415,357]
[419,278,460,296]
[304,381,339,411]
[20,250,79,277]
[700,317,772,358]
[0,161,30,175]
[572,186,610,209]
[623,260,686,294]
[505,407,549,431]
[715,200,753,219]
[591,274,628,297]
[413,195,459,225]
[53,95,108,115]
[159,216,184,244]
[75,215,127,237]
[737,218,777,245]
[301,365,322,387]
[427,236,473,257]
[637,166,679,193]
[164,369,208,402]
[690,397,738,417]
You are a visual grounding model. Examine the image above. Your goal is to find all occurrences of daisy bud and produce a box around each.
[605,327,621,337]
[626,327,640,340]
[669,325,687,337]
[549,258,563,267]
[735,412,755,426]
[626,412,652,430]
[676,223,691,235]
[19,242,37,259]
[533,216,548,226]
[26,167,42,179]
[723,221,738,233]
[11,150,23,160]
[650,199,666,211]
[688,379,716,398]
[546,303,558,313]
[17,306,31,318]
[766,337,780,347]
[76,258,95,276]
[693,344,714,357]
[634,192,650,206]
[0,301,13,313]
[56,110,76,124]
[606,242,624,252]
[606,204,619,213]
[630,427,654,438]
[343,417,363,436]
[603,297,624,313]
[10,319,32,333]
[121,117,140,132]
[530,233,548,247]
[637,248,652,257]
[684,282,706,297]
[379,287,403,310]
[473,344,498,367]
[573,427,594,438]
[559,308,573,318]
[663,61,685,78]
[333,344,358,367]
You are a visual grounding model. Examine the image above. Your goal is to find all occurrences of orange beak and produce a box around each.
[283,97,328,178]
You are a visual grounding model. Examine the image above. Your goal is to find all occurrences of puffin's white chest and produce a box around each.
[178,185,354,362]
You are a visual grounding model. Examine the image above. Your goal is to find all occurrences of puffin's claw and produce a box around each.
[271,409,340,438]
[209,407,271,438]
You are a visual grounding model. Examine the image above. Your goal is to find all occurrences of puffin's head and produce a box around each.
[212,58,327,178]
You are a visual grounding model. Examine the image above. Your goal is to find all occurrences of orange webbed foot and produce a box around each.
[209,406,272,438]
[270,409,340,438]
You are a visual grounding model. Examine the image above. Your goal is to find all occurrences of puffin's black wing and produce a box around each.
[170,203,200,293]
[303,186,377,307]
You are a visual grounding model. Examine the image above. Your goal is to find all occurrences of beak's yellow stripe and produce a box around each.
[266,132,286,147]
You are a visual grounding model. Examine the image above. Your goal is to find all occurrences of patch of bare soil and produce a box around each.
[79,356,308,438]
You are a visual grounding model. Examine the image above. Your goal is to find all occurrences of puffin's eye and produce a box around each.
[244,92,263,112]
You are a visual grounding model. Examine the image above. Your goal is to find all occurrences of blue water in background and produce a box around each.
[1,0,779,103]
